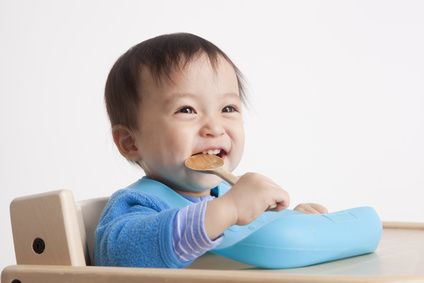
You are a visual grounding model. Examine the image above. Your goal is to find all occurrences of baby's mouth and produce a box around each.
[194,149,227,159]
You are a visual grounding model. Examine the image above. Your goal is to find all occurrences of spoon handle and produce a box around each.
[214,167,239,186]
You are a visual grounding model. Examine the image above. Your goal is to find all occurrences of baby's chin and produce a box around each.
[180,172,223,193]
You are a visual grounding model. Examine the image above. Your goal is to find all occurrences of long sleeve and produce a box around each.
[172,198,223,262]
[94,188,191,268]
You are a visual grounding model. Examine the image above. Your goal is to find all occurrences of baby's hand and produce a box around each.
[204,172,289,240]
[225,172,290,226]
[294,203,328,214]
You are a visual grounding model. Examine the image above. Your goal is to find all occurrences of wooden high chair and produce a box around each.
[2,190,424,283]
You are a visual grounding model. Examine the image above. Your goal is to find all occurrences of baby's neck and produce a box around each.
[172,188,212,198]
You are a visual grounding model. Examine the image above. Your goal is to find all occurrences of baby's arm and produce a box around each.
[95,189,191,268]
[204,172,290,240]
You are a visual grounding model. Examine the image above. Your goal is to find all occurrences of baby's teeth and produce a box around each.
[202,149,221,155]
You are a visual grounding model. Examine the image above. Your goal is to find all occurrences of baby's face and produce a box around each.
[134,54,245,196]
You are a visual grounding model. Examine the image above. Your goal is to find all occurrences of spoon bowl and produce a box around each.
[185,154,224,171]
[185,154,239,185]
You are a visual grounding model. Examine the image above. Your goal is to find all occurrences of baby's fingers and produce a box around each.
[294,203,328,214]
[269,194,290,212]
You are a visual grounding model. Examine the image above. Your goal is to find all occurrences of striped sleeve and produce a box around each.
[171,198,223,262]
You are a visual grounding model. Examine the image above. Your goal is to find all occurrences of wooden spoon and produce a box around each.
[185,154,277,210]
[185,154,239,185]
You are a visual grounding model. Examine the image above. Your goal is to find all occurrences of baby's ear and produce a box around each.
[112,125,140,161]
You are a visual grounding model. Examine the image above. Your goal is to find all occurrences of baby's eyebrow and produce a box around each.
[164,92,241,107]
[223,92,242,100]
[164,93,196,107]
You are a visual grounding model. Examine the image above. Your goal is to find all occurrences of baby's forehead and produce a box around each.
[139,54,235,94]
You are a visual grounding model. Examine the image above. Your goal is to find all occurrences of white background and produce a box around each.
[1,0,423,269]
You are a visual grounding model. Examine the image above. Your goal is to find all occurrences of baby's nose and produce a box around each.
[199,119,225,137]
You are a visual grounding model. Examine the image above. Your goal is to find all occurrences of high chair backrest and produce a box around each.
[10,190,108,266]
[76,195,109,265]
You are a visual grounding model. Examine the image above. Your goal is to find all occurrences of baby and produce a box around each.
[95,33,327,268]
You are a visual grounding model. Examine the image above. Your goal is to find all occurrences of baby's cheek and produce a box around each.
[230,148,244,171]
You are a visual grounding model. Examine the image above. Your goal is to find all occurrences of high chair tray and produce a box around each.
[2,222,424,283]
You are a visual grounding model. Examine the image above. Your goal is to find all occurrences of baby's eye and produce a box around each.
[222,105,238,113]
[177,106,196,114]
